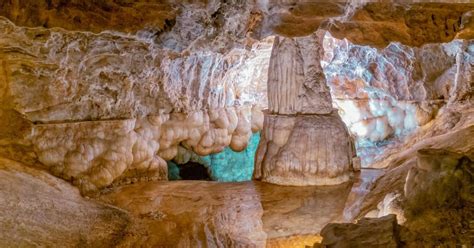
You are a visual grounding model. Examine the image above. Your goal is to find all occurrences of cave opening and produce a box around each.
[177,161,212,180]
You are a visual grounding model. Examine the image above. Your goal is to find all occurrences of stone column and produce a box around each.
[254,32,355,186]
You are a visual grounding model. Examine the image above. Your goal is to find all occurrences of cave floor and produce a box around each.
[98,169,383,246]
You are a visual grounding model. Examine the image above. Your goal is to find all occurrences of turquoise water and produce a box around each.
[167,132,260,181]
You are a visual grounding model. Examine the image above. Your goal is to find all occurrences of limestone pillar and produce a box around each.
[254,32,355,186]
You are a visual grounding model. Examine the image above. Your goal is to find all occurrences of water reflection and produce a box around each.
[100,173,381,247]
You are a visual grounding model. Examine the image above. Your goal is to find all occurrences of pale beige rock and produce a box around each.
[267,33,332,115]
[29,107,265,193]
[0,157,131,247]
[254,113,354,186]
[0,17,270,122]
[0,15,273,192]
[256,32,353,186]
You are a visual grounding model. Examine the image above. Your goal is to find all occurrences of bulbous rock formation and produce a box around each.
[254,33,355,186]
[0,15,270,193]
[322,34,473,165]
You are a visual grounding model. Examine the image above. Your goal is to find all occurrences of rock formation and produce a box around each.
[323,33,473,165]
[0,14,271,193]
[316,214,401,248]
[0,157,131,247]
[0,0,472,247]
[254,32,356,186]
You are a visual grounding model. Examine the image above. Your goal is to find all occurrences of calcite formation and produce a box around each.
[0,0,473,246]
[267,33,333,115]
[255,113,354,186]
[254,33,356,186]
[323,33,473,165]
[0,15,270,193]
[28,107,265,193]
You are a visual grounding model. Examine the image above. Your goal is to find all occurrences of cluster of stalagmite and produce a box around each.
[254,32,356,186]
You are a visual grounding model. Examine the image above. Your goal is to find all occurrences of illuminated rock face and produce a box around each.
[0,16,271,193]
[255,33,355,186]
[0,0,472,192]
[267,33,333,115]
[169,132,261,182]
[255,113,354,186]
[322,33,473,165]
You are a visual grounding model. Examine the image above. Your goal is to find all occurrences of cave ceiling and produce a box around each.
[1,1,472,48]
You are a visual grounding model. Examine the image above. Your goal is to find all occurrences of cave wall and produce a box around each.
[0,0,472,193]
[0,2,271,194]
[323,33,473,165]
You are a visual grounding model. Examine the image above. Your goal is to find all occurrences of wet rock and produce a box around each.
[100,181,268,247]
[316,214,400,248]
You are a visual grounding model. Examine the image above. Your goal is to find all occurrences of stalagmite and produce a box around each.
[254,32,356,186]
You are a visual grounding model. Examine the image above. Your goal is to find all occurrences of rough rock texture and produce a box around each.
[254,113,354,186]
[323,33,473,165]
[318,147,474,247]
[335,102,474,246]
[2,1,473,48]
[255,33,355,186]
[267,33,332,115]
[0,13,270,192]
[352,103,473,217]
[316,214,400,248]
[0,0,472,193]
[171,132,261,182]
[0,157,131,247]
[401,149,474,247]
[259,2,473,47]
[326,3,474,48]
[0,1,473,245]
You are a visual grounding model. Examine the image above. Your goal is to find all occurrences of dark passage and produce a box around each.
[178,162,211,180]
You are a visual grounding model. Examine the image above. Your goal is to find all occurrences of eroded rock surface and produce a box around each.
[0,1,472,246]
[316,214,400,248]
[3,1,473,48]
[0,15,270,193]
[255,33,355,186]
[255,113,354,186]
[323,33,473,165]
[0,157,131,247]
[334,103,474,247]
